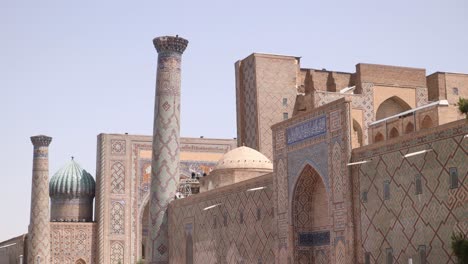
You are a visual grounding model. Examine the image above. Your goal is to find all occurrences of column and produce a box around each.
[148,36,188,264]
[28,135,52,264]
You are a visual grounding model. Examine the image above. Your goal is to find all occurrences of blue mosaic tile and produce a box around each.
[286,115,327,145]
[298,231,330,246]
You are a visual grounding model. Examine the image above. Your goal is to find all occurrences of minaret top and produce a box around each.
[153,35,188,54]
[30,135,52,147]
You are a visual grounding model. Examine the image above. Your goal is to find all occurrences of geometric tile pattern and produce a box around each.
[353,121,468,264]
[110,241,124,264]
[272,98,355,263]
[149,36,187,263]
[332,142,344,202]
[110,161,125,194]
[292,165,331,263]
[110,201,125,235]
[254,56,298,160]
[240,55,259,150]
[50,223,96,264]
[237,54,298,159]
[168,175,275,264]
[416,87,429,107]
[315,82,375,144]
[111,139,126,155]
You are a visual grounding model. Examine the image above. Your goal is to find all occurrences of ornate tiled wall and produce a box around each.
[272,98,356,264]
[237,55,259,150]
[95,134,236,263]
[314,83,374,145]
[168,174,275,264]
[352,119,468,264]
[50,223,96,264]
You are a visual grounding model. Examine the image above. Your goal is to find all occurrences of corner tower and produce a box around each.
[28,135,52,264]
[148,36,188,263]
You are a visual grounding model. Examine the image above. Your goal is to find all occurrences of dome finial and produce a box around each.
[71,156,74,161]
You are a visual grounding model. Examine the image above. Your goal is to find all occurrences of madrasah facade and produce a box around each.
[0,36,467,264]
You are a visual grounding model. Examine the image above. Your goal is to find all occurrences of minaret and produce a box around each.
[148,36,188,263]
[28,135,52,264]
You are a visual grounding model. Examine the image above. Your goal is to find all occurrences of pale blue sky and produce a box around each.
[0,0,467,240]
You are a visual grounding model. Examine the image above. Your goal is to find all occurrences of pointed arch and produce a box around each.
[389,127,400,139]
[405,122,414,134]
[375,132,384,143]
[352,119,363,148]
[292,164,331,263]
[376,96,412,120]
[421,115,433,129]
[75,259,86,264]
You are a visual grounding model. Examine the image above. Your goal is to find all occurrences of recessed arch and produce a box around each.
[389,127,400,139]
[375,132,384,143]
[292,164,331,263]
[421,115,433,129]
[352,119,363,148]
[405,122,414,134]
[75,259,86,264]
[376,96,412,120]
[140,198,150,261]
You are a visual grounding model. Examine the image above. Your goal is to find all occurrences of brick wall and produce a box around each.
[168,174,275,264]
[0,235,26,264]
[352,119,468,264]
[356,63,426,88]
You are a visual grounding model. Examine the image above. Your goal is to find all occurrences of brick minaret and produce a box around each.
[148,36,188,263]
[28,135,52,264]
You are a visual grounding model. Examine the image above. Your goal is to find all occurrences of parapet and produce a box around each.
[153,35,188,54]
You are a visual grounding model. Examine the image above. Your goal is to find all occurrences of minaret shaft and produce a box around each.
[148,36,188,264]
[28,135,52,264]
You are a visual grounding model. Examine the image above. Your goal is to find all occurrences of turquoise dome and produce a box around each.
[49,159,96,198]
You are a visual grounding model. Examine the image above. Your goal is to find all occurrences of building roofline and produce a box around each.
[369,100,449,126]
[427,71,468,77]
[356,62,426,71]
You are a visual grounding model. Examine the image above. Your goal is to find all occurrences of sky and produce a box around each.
[0,0,467,240]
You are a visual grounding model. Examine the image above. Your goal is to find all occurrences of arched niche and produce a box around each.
[389,127,400,139]
[352,119,363,148]
[376,96,412,120]
[374,132,384,143]
[405,122,415,134]
[292,165,331,263]
[421,115,433,129]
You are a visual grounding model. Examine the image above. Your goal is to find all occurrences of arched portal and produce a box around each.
[376,96,412,120]
[292,165,331,264]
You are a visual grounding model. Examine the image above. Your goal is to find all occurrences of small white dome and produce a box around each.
[213,146,273,171]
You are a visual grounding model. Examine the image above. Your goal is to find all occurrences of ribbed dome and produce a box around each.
[213,146,273,171]
[49,159,96,198]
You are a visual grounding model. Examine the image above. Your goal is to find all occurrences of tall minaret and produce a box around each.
[28,135,52,264]
[148,36,188,263]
